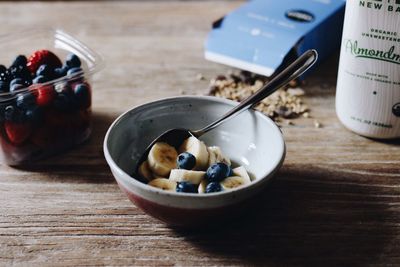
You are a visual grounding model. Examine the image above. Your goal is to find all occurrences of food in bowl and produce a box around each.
[138,135,252,194]
[103,96,285,227]
[0,49,92,164]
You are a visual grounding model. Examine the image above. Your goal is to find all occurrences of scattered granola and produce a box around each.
[208,71,312,125]
[314,120,322,128]
[196,73,205,81]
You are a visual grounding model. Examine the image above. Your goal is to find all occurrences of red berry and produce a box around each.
[27,50,62,74]
[31,125,58,148]
[31,109,71,148]
[30,84,56,106]
[4,121,32,145]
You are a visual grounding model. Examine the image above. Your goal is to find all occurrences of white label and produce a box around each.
[336,0,400,138]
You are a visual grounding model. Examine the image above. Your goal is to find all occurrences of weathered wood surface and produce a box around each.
[0,1,399,266]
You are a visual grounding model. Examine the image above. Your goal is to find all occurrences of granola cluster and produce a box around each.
[207,71,315,126]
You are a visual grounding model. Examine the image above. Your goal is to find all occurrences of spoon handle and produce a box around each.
[192,49,318,137]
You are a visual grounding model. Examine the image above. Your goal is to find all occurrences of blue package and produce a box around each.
[205,0,345,77]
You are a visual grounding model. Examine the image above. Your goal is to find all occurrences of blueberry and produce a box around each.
[54,65,69,78]
[4,105,23,122]
[176,182,198,193]
[10,83,25,93]
[228,167,234,177]
[73,83,91,108]
[36,64,54,79]
[67,67,83,83]
[67,67,82,76]
[205,163,232,183]
[53,92,77,111]
[16,92,36,109]
[66,53,81,68]
[33,75,46,84]
[4,105,16,121]
[66,67,83,83]
[10,78,30,90]
[205,182,222,193]
[177,152,196,170]
[24,106,43,124]
[10,78,23,88]
[12,55,27,67]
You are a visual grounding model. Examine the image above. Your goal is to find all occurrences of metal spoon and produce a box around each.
[136,49,318,173]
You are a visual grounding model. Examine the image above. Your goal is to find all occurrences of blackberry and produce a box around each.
[9,64,31,81]
[0,81,9,93]
[0,69,11,83]
[11,55,27,67]
[0,65,6,73]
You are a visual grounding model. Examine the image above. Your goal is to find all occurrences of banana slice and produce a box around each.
[198,179,208,193]
[148,178,177,191]
[207,147,217,166]
[220,176,249,190]
[179,136,209,170]
[232,166,251,183]
[148,142,178,176]
[207,146,231,166]
[138,160,154,182]
[169,169,205,185]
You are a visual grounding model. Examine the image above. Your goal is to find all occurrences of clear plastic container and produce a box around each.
[0,29,104,165]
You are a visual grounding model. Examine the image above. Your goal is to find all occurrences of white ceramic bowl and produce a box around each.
[104,96,285,227]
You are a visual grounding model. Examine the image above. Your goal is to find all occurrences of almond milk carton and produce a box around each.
[336,0,400,138]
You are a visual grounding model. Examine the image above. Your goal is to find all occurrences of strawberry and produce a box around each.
[27,50,62,74]
[30,84,56,106]
[4,121,32,145]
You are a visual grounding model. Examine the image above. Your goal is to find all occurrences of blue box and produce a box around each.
[205,0,345,77]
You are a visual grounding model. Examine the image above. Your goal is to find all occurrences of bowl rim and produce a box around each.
[103,95,286,199]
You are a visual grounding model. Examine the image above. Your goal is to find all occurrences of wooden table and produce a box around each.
[1,1,399,266]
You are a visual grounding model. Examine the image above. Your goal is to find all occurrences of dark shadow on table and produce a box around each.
[12,111,117,183]
[369,137,400,146]
[174,165,396,267]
